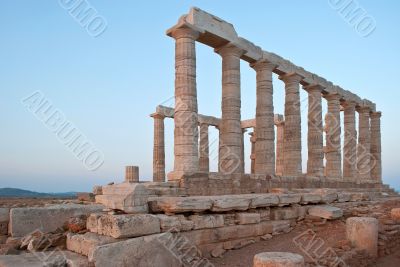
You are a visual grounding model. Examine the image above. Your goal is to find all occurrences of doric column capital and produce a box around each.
[150,113,165,120]
[168,24,201,40]
[303,84,324,93]
[278,72,304,83]
[215,43,246,58]
[356,106,371,114]
[250,59,277,72]
[324,92,342,102]
[370,111,382,119]
[342,100,357,109]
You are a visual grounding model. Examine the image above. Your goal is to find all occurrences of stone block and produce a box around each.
[90,233,186,266]
[0,208,9,236]
[250,194,279,208]
[346,217,378,257]
[308,206,343,220]
[337,192,352,202]
[212,195,252,212]
[390,208,400,221]
[278,194,301,206]
[156,214,194,232]
[236,213,261,225]
[253,252,305,267]
[0,251,88,267]
[66,232,118,256]
[272,220,291,234]
[189,215,224,230]
[271,207,300,220]
[9,204,103,237]
[93,214,160,239]
[314,189,338,203]
[300,193,322,204]
[96,182,150,213]
[149,196,213,213]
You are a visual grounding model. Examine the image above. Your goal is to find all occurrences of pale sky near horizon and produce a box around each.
[1,1,399,192]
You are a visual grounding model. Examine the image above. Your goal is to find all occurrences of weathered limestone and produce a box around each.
[0,251,88,267]
[95,183,151,213]
[199,123,210,172]
[370,112,382,182]
[236,213,261,225]
[343,101,357,180]
[151,113,166,182]
[251,59,276,175]
[90,233,184,266]
[66,232,119,257]
[211,195,252,212]
[149,196,213,213]
[304,84,324,177]
[357,106,371,180]
[308,205,343,219]
[167,24,201,180]
[216,43,245,174]
[0,208,9,236]
[9,204,103,237]
[88,214,160,239]
[346,217,378,257]
[324,93,342,178]
[253,252,305,267]
[189,214,224,229]
[275,117,285,176]
[250,194,280,208]
[280,73,303,176]
[390,208,400,221]
[125,165,139,183]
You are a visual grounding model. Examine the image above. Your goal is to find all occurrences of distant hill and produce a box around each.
[0,188,76,198]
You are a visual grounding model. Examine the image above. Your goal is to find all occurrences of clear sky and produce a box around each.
[1,1,399,192]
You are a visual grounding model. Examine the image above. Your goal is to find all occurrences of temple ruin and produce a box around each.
[0,7,398,267]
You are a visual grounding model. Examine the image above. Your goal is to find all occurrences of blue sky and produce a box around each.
[1,1,399,192]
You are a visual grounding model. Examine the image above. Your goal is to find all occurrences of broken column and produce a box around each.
[343,101,357,181]
[357,106,371,180]
[304,84,324,177]
[167,24,201,180]
[324,93,342,178]
[125,166,139,183]
[151,113,165,182]
[346,217,378,257]
[275,116,285,176]
[253,252,304,267]
[251,59,276,175]
[279,73,303,176]
[370,112,382,182]
[216,43,245,174]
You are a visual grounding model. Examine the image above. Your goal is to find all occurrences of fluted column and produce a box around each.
[343,101,357,181]
[279,73,303,176]
[304,84,324,177]
[250,59,276,175]
[151,113,165,182]
[275,120,285,176]
[241,128,246,173]
[357,106,371,180]
[168,26,200,180]
[370,112,382,182]
[216,43,245,174]
[324,93,342,178]
[249,131,256,174]
[199,123,210,172]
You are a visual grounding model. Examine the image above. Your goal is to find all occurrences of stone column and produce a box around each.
[168,26,200,180]
[279,73,303,176]
[199,123,210,172]
[125,166,139,183]
[151,113,165,182]
[216,43,245,174]
[324,93,342,178]
[357,106,371,180]
[343,101,357,181]
[275,118,285,176]
[370,112,382,182]
[304,84,324,177]
[250,59,276,175]
[249,131,256,174]
[241,128,246,173]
